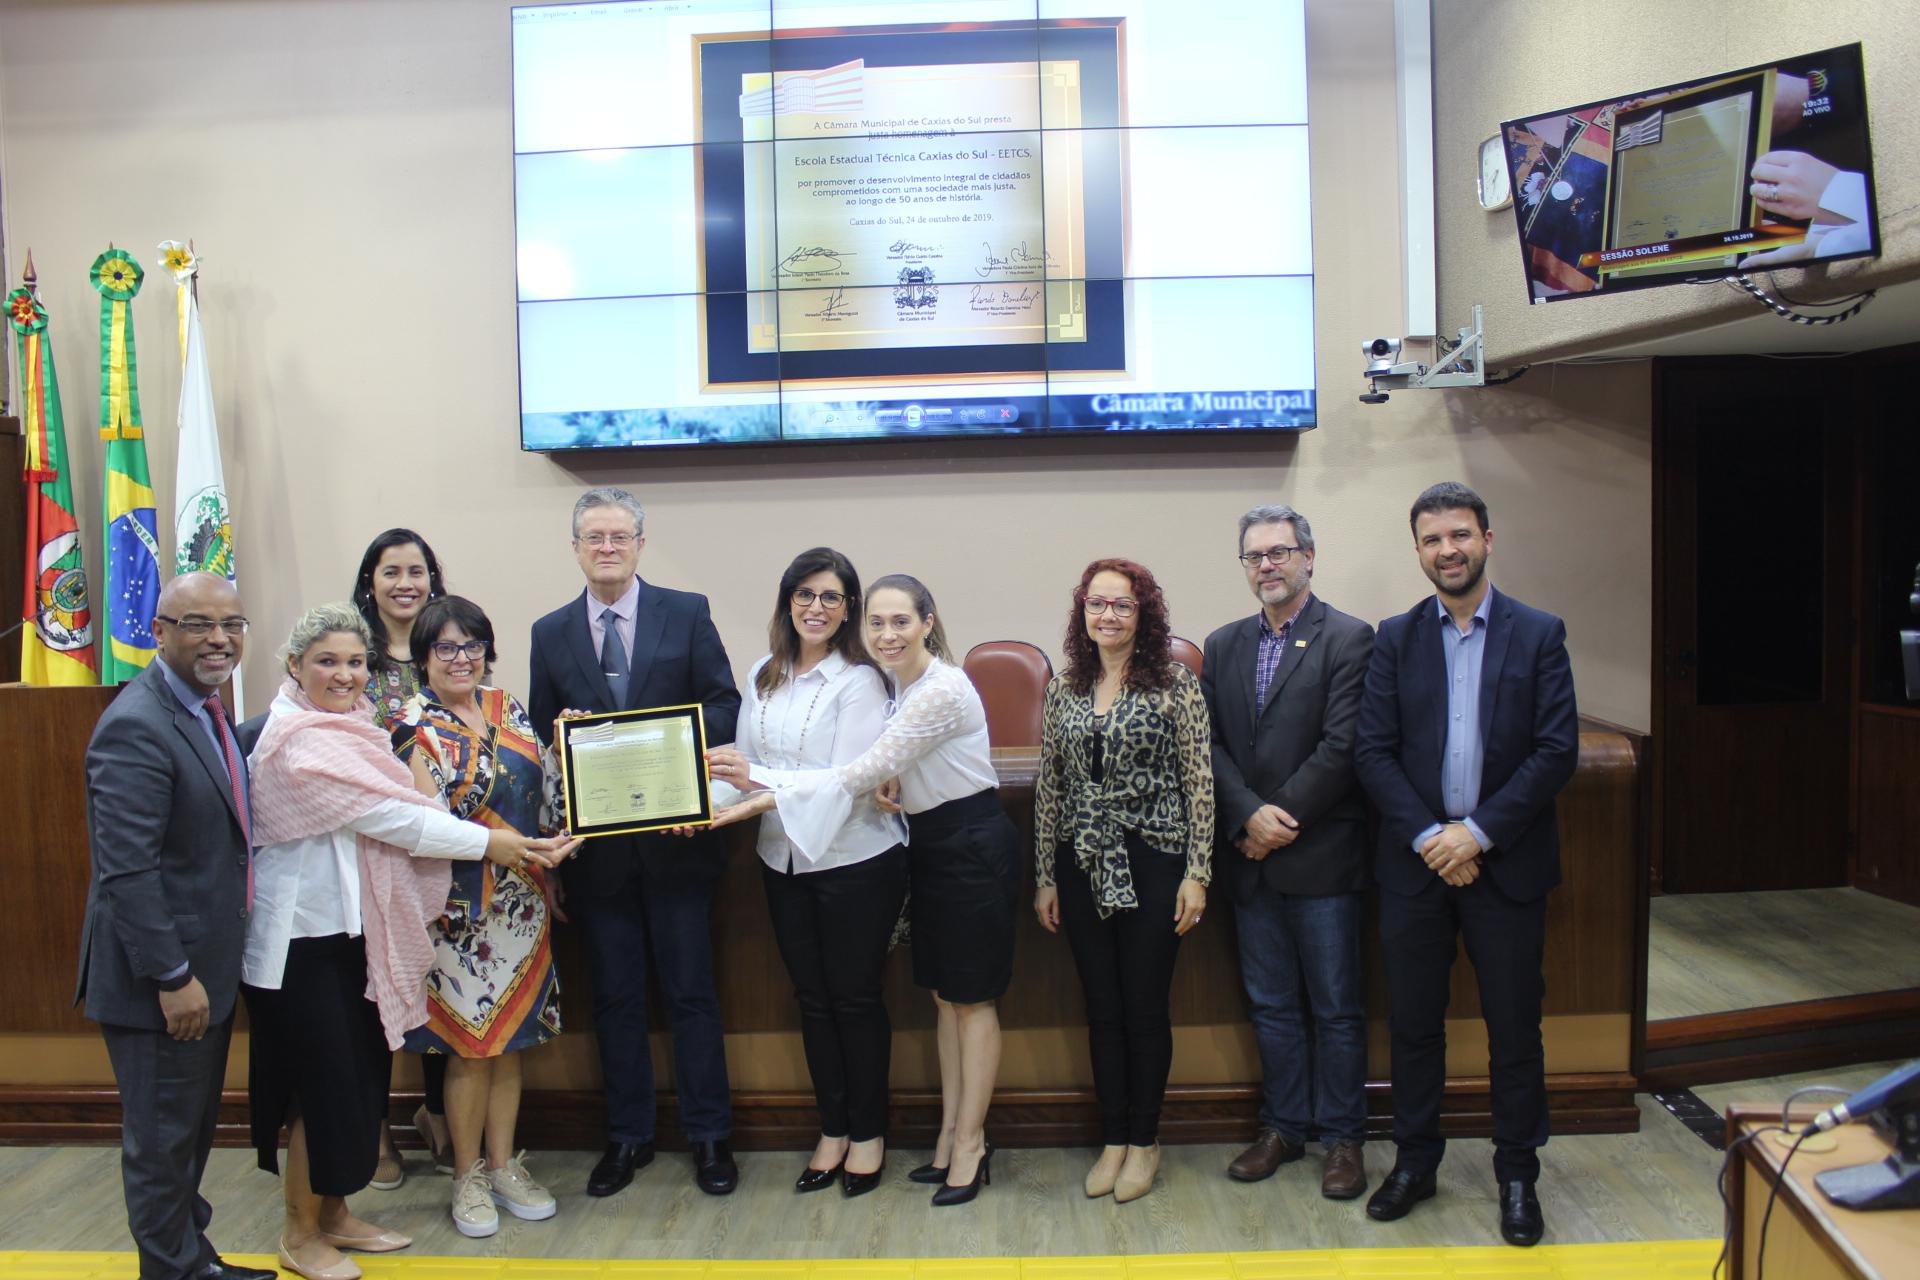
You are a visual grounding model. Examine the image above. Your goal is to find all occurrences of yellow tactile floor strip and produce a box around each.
[0,1241,1720,1278]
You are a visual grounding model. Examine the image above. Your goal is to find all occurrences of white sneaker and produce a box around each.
[488,1150,558,1221]
[451,1160,500,1238]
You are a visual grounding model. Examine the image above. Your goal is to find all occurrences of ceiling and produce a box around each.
[1585,276,1920,358]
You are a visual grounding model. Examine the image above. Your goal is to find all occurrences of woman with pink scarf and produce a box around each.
[242,603,577,1280]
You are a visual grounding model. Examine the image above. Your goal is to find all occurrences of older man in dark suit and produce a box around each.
[1202,505,1375,1200]
[77,572,272,1280]
[1355,482,1579,1247]
[528,487,742,1197]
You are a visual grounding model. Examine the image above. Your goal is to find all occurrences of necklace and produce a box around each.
[757,669,829,764]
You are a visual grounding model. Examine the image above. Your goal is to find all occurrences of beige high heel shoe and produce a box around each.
[1084,1145,1127,1197]
[1113,1143,1160,1204]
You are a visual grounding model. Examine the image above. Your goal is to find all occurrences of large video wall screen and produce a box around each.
[512,0,1315,449]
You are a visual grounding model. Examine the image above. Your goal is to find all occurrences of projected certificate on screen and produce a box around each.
[513,0,1313,448]
[696,22,1120,386]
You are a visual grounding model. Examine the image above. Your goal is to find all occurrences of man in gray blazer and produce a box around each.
[1200,505,1375,1200]
[76,573,272,1280]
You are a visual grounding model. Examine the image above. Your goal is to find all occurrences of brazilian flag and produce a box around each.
[92,248,160,685]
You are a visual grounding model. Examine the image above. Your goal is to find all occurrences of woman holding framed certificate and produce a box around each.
[709,574,1018,1207]
[715,548,906,1198]
[244,602,573,1280]
[390,596,576,1240]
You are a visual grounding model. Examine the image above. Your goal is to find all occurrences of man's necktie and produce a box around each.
[204,693,254,911]
[602,614,630,707]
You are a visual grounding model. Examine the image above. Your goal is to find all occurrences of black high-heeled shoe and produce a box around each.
[843,1162,885,1198]
[794,1162,842,1193]
[906,1160,947,1184]
[931,1146,992,1206]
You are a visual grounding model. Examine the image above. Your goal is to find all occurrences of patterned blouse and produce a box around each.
[366,657,423,732]
[1033,662,1215,915]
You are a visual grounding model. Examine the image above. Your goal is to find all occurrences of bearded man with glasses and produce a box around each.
[77,572,275,1280]
[526,487,742,1197]
[1200,505,1376,1202]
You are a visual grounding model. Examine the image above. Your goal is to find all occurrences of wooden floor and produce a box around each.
[1646,886,1920,1019]
[0,1063,1893,1262]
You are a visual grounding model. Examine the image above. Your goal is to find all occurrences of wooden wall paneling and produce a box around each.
[0,686,118,1032]
[0,418,22,686]
[2,693,1643,1145]
[1857,708,1920,908]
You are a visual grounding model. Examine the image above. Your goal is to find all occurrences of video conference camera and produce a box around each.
[1359,305,1503,404]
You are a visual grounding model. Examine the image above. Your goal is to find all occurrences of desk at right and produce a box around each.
[1727,1104,1919,1280]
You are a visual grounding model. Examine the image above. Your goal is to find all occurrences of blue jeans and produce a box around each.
[1234,888,1367,1145]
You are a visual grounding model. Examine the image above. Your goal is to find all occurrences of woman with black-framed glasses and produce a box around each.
[710,548,907,1198]
[1032,557,1214,1204]
[389,595,576,1240]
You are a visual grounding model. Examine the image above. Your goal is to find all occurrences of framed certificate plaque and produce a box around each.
[557,703,712,838]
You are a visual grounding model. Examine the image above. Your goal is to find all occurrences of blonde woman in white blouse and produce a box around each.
[718,548,905,1199]
[709,574,1018,1207]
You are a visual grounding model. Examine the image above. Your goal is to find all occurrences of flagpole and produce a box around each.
[163,239,243,716]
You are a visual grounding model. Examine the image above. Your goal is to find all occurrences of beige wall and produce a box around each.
[0,0,1652,730]
[1435,0,1920,365]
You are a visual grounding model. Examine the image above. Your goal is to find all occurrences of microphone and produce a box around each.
[1801,1059,1920,1134]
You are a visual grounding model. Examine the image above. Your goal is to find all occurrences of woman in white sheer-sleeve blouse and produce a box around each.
[708,574,1016,1207]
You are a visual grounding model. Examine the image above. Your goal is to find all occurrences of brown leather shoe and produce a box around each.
[1227,1127,1305,1182]
[1321,1139,1367,1199]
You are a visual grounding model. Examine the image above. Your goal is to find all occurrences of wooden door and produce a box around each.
[1654,359,1852,894]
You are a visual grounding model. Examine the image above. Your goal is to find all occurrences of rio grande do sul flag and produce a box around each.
[92,247,161,685]
[8,280,98,685]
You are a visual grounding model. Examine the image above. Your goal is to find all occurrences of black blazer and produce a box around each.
[528,578,740,894]
[1201,596,1375,903]
[1354,587,1579,903]
[75,662,253,1030]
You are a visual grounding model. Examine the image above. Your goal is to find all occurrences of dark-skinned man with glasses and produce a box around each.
[526,488,742,1197]
[78,572,275,1280]
[1199,506,1375,1202]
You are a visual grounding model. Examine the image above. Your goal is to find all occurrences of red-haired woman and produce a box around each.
[1032,558,1214,1204]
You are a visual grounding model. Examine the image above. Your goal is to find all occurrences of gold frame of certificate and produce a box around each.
[557,703,712,839]
[1596,69,1777,283]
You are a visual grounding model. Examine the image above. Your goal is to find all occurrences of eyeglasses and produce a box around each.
[792,588,847,609]
[576,533,638,550]
[429,640,489,662]
[1084,596,1138,618]
[155,614,249,638]
[1238,546,1304,568]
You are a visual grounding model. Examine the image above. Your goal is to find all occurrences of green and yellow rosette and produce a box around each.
[9,286,53,482]
[90,248,145,440]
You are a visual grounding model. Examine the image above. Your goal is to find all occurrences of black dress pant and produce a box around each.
[1379,873,1549,1184]
[101,1016,233,1280]
[762,846,909,1142]
[1054,833,1186,1147]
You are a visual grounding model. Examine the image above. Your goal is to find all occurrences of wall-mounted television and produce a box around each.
[1500,43,1877,304]
[511,0,1315,449]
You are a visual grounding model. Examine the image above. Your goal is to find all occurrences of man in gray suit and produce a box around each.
[76,573,273,1280]
[1201,505,1375,1200]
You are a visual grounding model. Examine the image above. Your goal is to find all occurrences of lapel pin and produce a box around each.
[1294,639,1309,648]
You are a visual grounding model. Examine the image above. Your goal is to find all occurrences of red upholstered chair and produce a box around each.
[1168,636,1204,677]
[961,641,1053,748]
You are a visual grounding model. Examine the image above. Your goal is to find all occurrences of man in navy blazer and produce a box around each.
[77,573,272,1280]
[528,488,742,1198]
[1201,505,1375,1200]
[1354,483,1578,1247]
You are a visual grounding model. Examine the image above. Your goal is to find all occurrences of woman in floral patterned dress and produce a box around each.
[392,595,568,1240]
